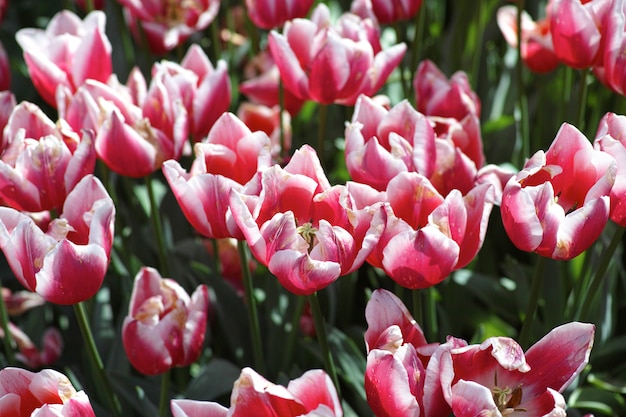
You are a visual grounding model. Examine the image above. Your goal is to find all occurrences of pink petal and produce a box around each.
[171,399,228,417]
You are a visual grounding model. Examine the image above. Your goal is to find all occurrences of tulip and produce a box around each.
[594,0,626,95]
[593,112,626,226]
[0,324,63,368]
[0,367,96,417]
[1,288,46,316]
[0,175,115,305]
[15,10,112,107]
[0,102,96,212]
[550,0,607,69]
[501,123,615,259]
[0,90,16,138]
[118,0,220,54]
[0,41,9,92]
[171,367,342,417]
[230,145,385,295]
[364,289,466,417]
[440,322,595,416]
[268,3,406,105]
[122,267,209,375]
[237,102,292,162]
[344,95,436,192]
[245,0,315,29]
[362,173,495,289]
[497,4,560,73]
[163,112,273,240]
[60,66,188,178]
[351,0,423,24]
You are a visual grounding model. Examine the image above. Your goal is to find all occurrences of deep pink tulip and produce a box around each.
[594,112,626,226]
[0,91,16,139]
[364,289,466,417]
[365,173,495,289]
[440,322,594,416]
[158,44,231,142]
[0,367,95,417]
[344,95,436,191]
[74,0,105,10]
[239,49,306,115]
[163,112,273,240]
[15,10,112,107]
[246,0,315,29]
[172,367,342,417]
[351,0,423,24]
[230,145,385,295]
[550,0,608,69]
[594,0,626,95]
[122,267,209,376]
[0,175,115,305]
[0,41,9,92]
[0,102,96,212]
[501,123,615,260]
[268,3,406,105]
[237,102,292,162]
[118,0,220,54]
[60,66,188,178]
[0,0,6,24]
[497,4,560,73]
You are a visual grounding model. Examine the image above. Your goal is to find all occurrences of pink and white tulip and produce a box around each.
[245,0,315,29]
[122,267,209,375]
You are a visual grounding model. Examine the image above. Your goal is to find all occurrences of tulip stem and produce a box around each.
[74,302,122,417]
[408,5,426,101]
[518,255,546,349]
[237,240,265,375]
[393,22,410,99]
[281,295,307,373]
[159,369,171,417]
[577,226,625,321]
[308,292,340,394]
[0,279,16,365]
[412,289,423,328]
[317,104,329,166]
[577,68,590,132]
[515,0,529,169]
[145,175,170,276]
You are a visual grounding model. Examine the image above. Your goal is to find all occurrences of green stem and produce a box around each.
[281,295,307,372]
[518,256,547,348]
[408,5,426,101]
[577,226,625,321]
[308,292,340,394]
[577,68,590,132]
[0,279,16,365]
[515,0,529,168]
[74,302,122,417]
[424,287,438,341]
[393,22,410,99]
[113,0,137,75]
[317,104,329,166]
[145,175,170,276]
[85,0,94,12]
[159,369,171,417]
[237,240,265,374]
[412,289,423,328]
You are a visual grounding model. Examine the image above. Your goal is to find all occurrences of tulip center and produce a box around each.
[161,0,201,26]
[297,222,318,252]
[491,373,526,414]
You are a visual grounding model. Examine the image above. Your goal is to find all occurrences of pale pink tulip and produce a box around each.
[0,175,115,305]
[15,10,112,106]
[163,112,272,240]
[441,322,594,416]
[122,267,209,375]
[501,123,615,259]
[0,367,95,417]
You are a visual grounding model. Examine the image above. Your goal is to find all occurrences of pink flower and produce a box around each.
[1,288,45,316]
[0,102,96,212]
[497,4,560,73]
[352,0,423,25]
[594,0,626,95]
[171,367,342,417]
[441,322,595,416]
[0,91,15,134]
[0,367,95,417]
[237,102,292,162]
[364,289,466,417]
[0,41,10,92]
[118,0,220,54]
[122,267,209,376]
[344,95,436,192]
[157,44,232,142]
[549,0,608,69]
[0,175,115,305]
[593,112,626,226]
[15,10,112,107]
[268,3,406,105]
[60,65,188,178]
[501,123,615,259]
[245,0,315,29]
[163,112,273,240]
[230,145,385,295]
[0,324,63,368]
[365,173,495,289]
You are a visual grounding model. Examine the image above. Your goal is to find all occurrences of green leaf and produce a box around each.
[184,358,241,401]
